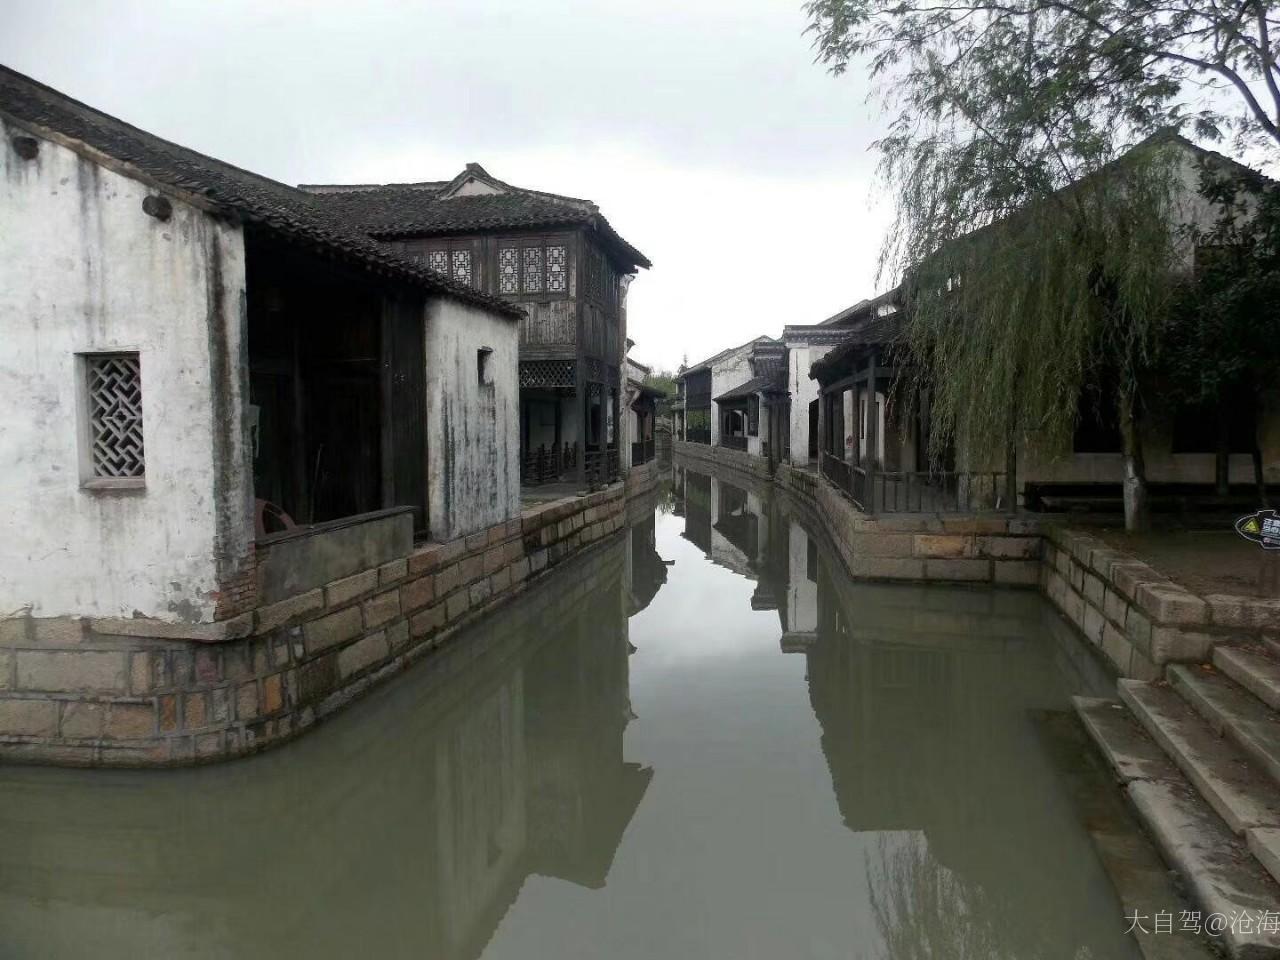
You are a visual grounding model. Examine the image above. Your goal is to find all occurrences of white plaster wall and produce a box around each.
[710,349,753,446]
[786,344,815,463]
[0,121,250,622]
[424,299,520,541]
[786,524,818,635]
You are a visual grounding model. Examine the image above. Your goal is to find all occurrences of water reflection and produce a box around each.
[0,467,1136,960]
[0,537,651,960]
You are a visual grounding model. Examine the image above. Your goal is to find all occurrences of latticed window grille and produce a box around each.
[428,250,449,275]
[522,247,544,293]
[86,353,145,479]
[499,247,519,294]
[519,359,575,388]
[452,249,472,286]
[546,245,567,293]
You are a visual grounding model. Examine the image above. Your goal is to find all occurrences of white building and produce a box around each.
[0,65,523,624]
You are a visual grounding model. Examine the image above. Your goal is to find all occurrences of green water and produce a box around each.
[0,462,1139,959]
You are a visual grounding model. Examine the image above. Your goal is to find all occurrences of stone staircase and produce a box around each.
[1077,637,1280,959]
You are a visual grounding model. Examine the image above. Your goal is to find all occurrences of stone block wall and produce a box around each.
[774,462,1043,585]
[0,470,659,767]
[1042,526,1280,679]
[672,439,773,483]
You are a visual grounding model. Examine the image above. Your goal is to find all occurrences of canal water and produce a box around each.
[0,461,1140,959]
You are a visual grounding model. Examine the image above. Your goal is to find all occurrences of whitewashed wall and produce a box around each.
[785,525,818,637]
[0,120,251,622]
[424,299,521,541]
[710,346,754,449]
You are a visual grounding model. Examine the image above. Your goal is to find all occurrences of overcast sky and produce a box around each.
[0,0,890,371]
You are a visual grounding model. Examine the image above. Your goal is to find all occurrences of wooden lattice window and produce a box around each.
[422,242,475,288]
[522,246,544,293]
[84,352,145,482]
[497,239,569,298]
[499,247,519,294]
[547,244,567,292]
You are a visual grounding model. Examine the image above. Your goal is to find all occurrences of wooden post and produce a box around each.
[866,349,879,515]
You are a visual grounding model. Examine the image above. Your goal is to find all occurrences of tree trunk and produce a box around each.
[1119,387,1150,532]
[1215,398,1231,497]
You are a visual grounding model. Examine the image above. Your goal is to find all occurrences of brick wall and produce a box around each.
[0,472,659,767]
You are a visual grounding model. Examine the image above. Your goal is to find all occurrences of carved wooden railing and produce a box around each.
[820,453,1007,514]
[521,442,578,486]
[684,427,711,445]
[720,435,748,451]
[631,439,657,466]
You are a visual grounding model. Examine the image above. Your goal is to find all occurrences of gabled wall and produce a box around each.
[0,119,251,623]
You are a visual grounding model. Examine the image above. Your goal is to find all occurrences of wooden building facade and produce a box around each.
[303,165,650,489]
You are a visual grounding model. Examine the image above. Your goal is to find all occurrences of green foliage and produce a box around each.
[901,149,1182,465]
[642,370,678,398]
[801,0,1280,472]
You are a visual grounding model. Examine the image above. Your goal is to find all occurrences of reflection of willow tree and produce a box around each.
[864,836,1097,960]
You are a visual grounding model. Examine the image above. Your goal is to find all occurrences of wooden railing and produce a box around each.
[521,442,578,486]
[720,435,748,451]
[821,453,1007,514]
[584,447,620,486]
[684,427,711,445]
[631,439,656,466]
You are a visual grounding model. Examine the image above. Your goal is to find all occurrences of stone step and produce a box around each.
[1073,695,1179,784]
[1129,778,1280,959]
[1251,829,1280,893]
[1170,664,1280,787]
[1218,644,1280,712]
[1119,680,1280,835]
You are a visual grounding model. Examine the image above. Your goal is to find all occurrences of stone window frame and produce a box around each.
[77,349,147,492]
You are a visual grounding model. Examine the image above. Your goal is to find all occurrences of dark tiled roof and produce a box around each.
[0,65,522,319]
[810,312,904,382]
[303,169,651,272]
[678,335,779,379]
[714,375,775,402]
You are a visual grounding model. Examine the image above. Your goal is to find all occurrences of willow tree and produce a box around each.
[802,0,1278,529]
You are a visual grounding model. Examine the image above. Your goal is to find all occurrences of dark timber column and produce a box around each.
[866,349,879,515]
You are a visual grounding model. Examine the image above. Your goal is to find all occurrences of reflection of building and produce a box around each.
[0,541,650,960]
[793,567,1129,960]
[625,510,670,615]
[781,524,819,651]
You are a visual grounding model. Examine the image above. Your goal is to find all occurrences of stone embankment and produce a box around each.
[0,462,660,767]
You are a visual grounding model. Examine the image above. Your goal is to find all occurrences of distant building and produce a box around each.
[0,65,522,623]
[300,164,650,488]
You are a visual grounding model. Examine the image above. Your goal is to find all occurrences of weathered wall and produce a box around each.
[786,342,819,463]
[710,347,753,447]
[424,299,521,541]
[0,119,251,623]
[0,469,662,766]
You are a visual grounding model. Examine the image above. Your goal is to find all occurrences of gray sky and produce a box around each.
[1,0,891,372]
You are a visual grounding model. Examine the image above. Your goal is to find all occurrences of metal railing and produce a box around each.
[720,435,749,451]
[521,442,578,486]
